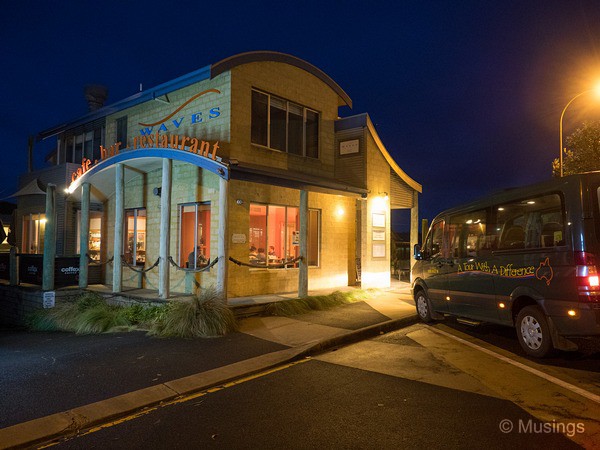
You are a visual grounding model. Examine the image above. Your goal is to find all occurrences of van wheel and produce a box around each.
[516,306,553,358]
[415,291,433,323]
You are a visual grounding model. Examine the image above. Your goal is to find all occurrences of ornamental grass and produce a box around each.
[264,289,372,317]
[27,288,236,337]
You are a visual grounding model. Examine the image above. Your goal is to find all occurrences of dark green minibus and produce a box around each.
[412,172,600,357]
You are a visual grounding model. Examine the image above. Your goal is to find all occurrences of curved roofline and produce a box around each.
[211,51,352,108]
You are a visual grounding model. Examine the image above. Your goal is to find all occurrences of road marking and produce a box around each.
[429,326,600,405]
[39,358,311,448]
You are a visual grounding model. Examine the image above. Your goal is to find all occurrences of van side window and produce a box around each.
[493,193,564,250]
[449,210,488,258]
[423,220,444,259]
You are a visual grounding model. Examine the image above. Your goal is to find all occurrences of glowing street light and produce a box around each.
[559,83,600,177]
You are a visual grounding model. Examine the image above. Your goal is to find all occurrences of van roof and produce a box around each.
[432,171,600,220]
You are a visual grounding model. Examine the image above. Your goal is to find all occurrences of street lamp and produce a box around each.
[559,83,600,177]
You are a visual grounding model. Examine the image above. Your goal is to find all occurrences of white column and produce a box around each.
[79,182,90,289]
[217,176,229,301]
[42,184,56,291]
[298,190,308,297]
[113,164,124,293]
[158,158,172,299]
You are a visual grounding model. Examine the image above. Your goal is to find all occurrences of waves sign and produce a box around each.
[138,89,221,135]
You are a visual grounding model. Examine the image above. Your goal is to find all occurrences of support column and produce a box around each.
[42,184,56,291]
[410,190,419,272]
[113,164,124,293]
[298,190,308,298]
[158,159,172,299]
[79,182,90,289]
[216,176,229,301]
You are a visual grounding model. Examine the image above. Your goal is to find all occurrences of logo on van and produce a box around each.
[535,257,553,285]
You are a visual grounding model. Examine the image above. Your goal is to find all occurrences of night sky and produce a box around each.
[3,1,600,231]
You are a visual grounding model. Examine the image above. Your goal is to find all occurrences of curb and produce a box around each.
[0,313,418,449]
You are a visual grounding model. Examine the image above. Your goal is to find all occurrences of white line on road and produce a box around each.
[429,326,600,405]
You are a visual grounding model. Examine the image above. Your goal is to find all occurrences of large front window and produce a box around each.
[249,203,319,268]
[124,208,146,265]
[179,202,211,269]
[22,213,46,254]
[251,90,319,158]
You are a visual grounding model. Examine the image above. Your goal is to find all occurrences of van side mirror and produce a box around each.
[413,244,423,260]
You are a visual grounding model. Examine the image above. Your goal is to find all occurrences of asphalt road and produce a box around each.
[0,329,287,428]
[49,324,597,449]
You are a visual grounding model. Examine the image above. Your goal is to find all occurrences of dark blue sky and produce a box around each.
[3,1,600,227]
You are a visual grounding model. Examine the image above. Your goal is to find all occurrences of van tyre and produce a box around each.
[516,306,553,358]
[415,291,434,323]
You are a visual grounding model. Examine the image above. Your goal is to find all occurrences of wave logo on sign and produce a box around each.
[138,88,221,135]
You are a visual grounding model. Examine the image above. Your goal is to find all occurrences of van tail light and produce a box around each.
[575,252,600,302]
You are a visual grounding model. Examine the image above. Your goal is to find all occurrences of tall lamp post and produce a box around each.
[559,84,600,177]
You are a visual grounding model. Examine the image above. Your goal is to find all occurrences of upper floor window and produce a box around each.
[116,116,128,149]
[64,128,104,163]
[251,90,319,158]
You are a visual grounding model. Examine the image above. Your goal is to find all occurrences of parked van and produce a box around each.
[412,172,600,357]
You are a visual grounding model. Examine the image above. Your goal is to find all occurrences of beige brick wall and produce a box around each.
[361,131,392,289]
[228,179,356,297]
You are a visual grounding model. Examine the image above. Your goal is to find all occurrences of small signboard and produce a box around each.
[43,291,55,309]
[232,233,247,244]
[340,139,360,155]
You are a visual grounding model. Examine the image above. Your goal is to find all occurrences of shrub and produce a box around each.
[151,287,237,338]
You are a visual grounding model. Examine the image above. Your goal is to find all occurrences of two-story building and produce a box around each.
[12,51,421,301]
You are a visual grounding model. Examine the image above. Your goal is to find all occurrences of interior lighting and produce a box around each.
[335,206,345,217]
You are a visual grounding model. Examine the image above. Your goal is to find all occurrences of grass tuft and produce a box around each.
[264,289,372,317]
[151,287,237,338]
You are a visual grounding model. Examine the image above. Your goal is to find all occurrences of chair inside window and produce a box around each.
[541,222,563,247]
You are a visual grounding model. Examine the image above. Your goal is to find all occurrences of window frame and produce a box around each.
[250,89,320,158]
[248,202,321,269]
[124,208,146,266]
[178,201,211,269]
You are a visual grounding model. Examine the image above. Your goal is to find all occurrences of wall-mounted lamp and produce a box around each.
[236,199,244,205]
[153,187,162,197]
[361,192,368,199]
[379,192,389,201]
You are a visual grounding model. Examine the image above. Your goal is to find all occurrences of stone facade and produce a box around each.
[11,52,421,304]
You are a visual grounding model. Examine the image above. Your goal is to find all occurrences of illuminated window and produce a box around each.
[22,213,46,254]
[124,208,146,265]
[251,90,319,158]
[179,202,210,269]
[249,203,319,268]
[76,211,103,261]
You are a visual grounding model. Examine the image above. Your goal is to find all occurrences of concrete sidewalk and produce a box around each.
[0,285,417,449]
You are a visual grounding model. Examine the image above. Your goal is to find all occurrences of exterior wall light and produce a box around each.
[236,199,244,205]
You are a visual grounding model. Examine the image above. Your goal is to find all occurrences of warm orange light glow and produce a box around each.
[498,302,506,309]
[567,310,577,317]
[445,296,451,301]
[593,82,600,98]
